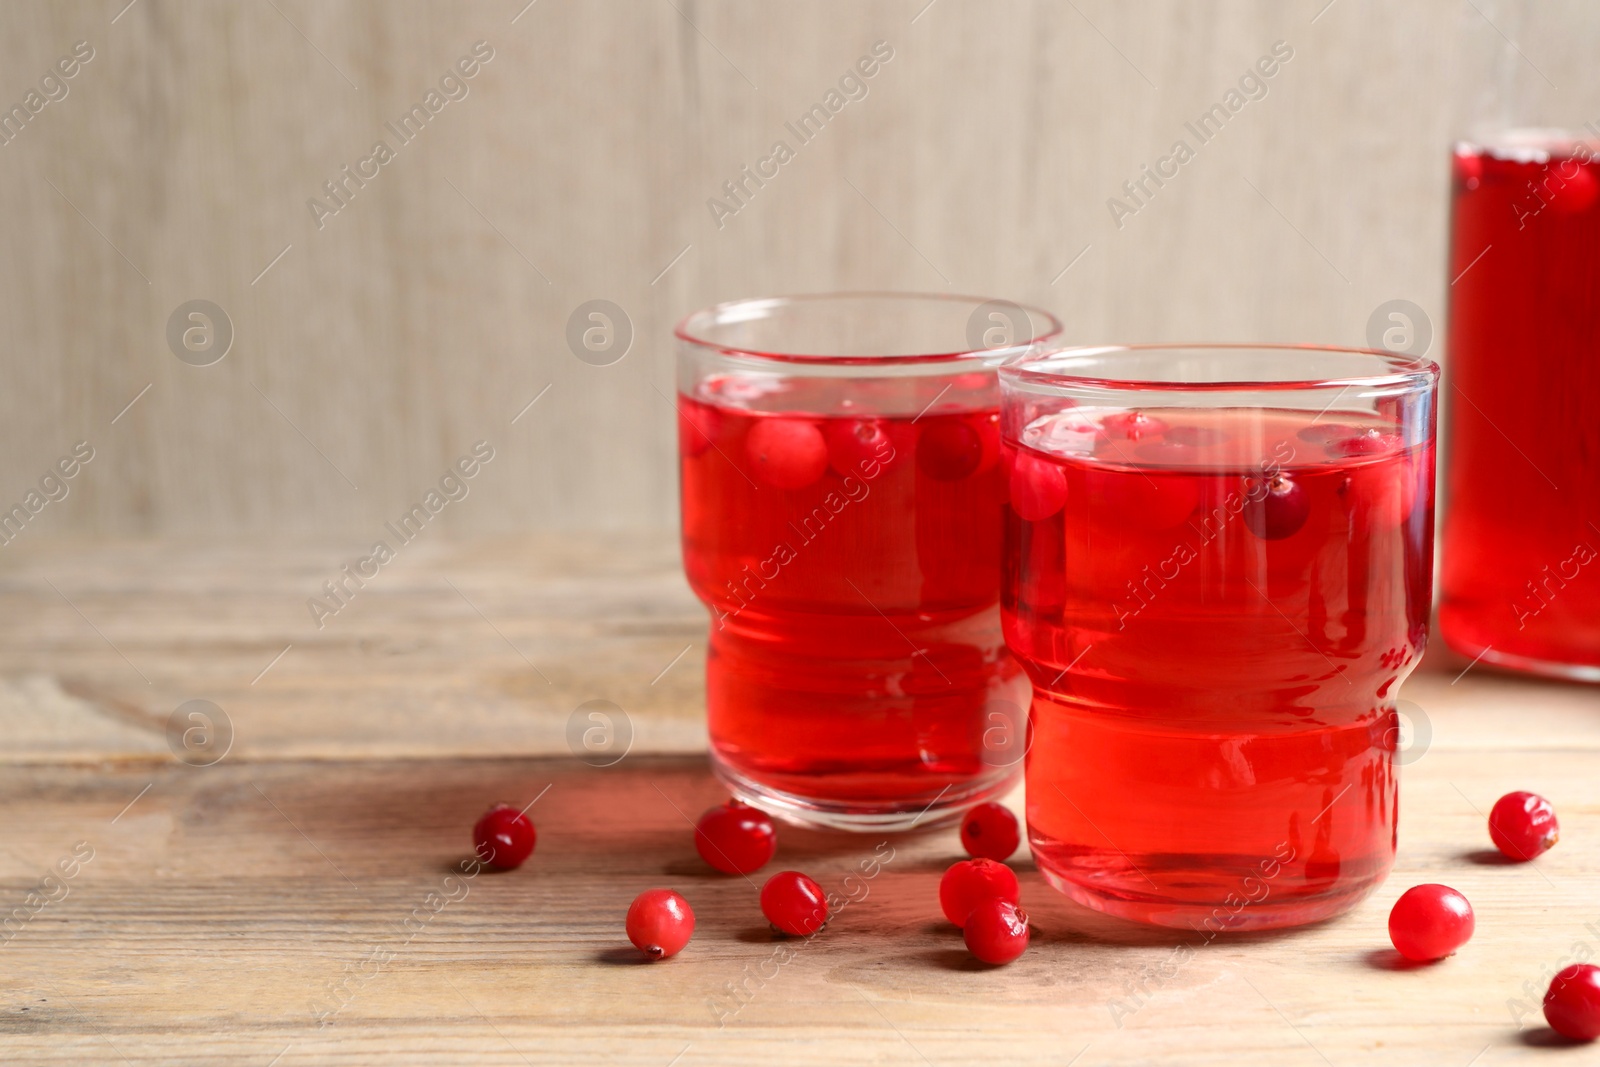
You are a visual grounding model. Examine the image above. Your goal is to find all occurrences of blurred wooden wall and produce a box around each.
[0,0,1591,539]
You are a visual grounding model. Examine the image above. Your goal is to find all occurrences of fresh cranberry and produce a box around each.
[760,871,829,936]
[959,802,1020,862]
[963,898,1030,965]
[694,800,777,875]
[1488,791,1560,862]
[824,418,894,477]
[1242,473,1310,541]
[1550,160,1599,214]
[625,888,695,960]
[1007,448,1068,522]
[917,419,984,481]
[472,804,536,870]
[1102,410,1169,441]
[745,417,828,489]
[679,402,723,459]
[1545,964,1600,1041]
[1387,884,1474,962]
[939,858,1020,928]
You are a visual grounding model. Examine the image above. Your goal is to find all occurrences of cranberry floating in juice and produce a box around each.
[676,294,1061,829]
[1001,345,1437,930]
[1441,132,1600,680]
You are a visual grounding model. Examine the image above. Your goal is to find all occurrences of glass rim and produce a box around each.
[674,291,1064,366]
[1456,127,1600,161]
[1002,343,1440,393]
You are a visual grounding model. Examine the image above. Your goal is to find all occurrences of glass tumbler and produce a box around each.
[1001,345,1437,929]
[676,293,1061,830]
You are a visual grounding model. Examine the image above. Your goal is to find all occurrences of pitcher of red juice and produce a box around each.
[1439,6,1600,679]
[1441,128,1600,680]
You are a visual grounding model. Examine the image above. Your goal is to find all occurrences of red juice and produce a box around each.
[680,374,1026,824]
[1005,406,1434,929]
[1441,136,1600,678]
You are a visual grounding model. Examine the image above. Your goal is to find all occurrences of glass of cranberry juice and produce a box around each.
[1001,345,1437,929]
[1441,131,1600,680]
[677,294,1061,830]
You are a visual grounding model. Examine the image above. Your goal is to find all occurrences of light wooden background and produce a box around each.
[1,0,1596,539]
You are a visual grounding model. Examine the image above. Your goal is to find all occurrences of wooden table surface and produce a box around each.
[1,537,1597,1066]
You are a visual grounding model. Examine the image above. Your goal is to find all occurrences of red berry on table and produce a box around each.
[745,417,828,489]
[1544,964,1600,1041]
[1489,790,1560,862]
[917,420,984,481]
[694,800,777,875]
[939,858,1020,928]
[960,802,1020,862]
[472,804,536,870]
[963,898,1030,965]
[1387,884,1474,962]
[625,888,695,960]
[1242,474,1310,541]
[760,871,829,936]
[1006,448,1068,522]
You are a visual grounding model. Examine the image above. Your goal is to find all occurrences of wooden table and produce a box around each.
[1,538,1596,1065]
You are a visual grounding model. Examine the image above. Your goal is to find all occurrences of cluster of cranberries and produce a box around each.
[738,408,998,491]
[944,803,1029,964]
[618,798,1029,965]
[1383,790,1596,1041]
[621,800,827,959]
[472,786,1600,1041]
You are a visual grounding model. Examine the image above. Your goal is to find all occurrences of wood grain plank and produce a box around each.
[0,536,708,762]
[0,750,1595,1065]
